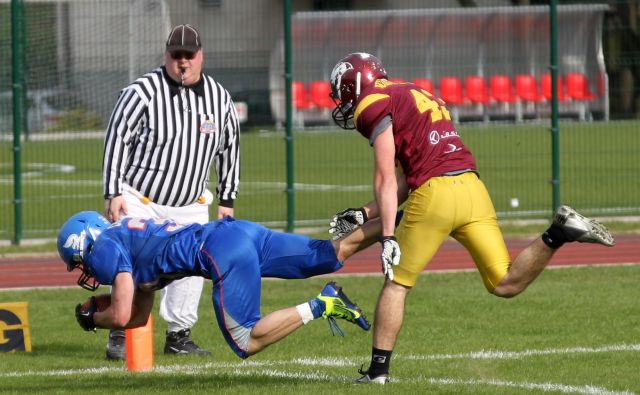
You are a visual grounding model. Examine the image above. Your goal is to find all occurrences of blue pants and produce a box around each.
[197,218,342,358]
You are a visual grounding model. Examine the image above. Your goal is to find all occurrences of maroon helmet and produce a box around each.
[329,52,387,129]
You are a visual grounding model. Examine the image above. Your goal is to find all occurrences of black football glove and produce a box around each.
[75,296,97,332]
[329,208,368,240]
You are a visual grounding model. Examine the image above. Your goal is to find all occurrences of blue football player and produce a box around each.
[58,211,379,359]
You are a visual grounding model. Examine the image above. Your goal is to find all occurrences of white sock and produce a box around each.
[296,302,315,325]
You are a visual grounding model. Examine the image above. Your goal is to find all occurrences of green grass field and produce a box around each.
[1,120,639,242]
[1,265,639,394]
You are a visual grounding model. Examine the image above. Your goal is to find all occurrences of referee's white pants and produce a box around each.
[122,183,209,333]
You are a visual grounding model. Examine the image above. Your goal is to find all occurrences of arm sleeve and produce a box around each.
[102,86,148,198]
[215,97,241,206]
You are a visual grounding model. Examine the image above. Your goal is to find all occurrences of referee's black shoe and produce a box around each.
[164,329,212,356]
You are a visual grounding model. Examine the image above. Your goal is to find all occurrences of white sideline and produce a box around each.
[404,343,640,361]
[1,343,638,394]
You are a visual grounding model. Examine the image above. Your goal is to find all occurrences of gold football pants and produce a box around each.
[394,172,511,291]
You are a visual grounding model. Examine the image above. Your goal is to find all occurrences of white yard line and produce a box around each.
[1,343,637,394]
[404,343,640,361]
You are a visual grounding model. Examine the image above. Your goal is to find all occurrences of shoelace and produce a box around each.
[326,316,345,337]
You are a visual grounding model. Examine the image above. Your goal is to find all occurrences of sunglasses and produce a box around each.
[170,51,196,60]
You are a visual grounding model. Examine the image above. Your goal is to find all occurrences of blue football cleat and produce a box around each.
[317,281,370,334]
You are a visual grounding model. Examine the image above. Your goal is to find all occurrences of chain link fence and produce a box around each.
[1,0,638,243]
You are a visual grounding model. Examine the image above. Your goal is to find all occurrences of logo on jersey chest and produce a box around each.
[430,130,462,153]
[429,129,459,145]
[199,114,217,134]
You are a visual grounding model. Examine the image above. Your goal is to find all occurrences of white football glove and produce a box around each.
[380,236,401,281]
[329,208,368,240]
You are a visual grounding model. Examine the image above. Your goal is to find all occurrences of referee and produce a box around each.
[102,24,240,360]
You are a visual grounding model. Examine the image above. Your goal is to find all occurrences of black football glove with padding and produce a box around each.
[75,296,97,332]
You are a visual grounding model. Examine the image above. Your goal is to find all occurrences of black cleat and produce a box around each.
[164,329,212,356]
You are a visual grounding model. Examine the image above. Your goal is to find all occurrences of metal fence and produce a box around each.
[271,5,609,125]
[1,0,639,243]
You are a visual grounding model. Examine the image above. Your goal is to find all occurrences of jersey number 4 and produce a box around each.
[410,89,451,123]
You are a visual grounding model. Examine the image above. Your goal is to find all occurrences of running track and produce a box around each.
[1,234,637,289]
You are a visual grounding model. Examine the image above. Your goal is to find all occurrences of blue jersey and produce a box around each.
[87,216,342,290]
[86,217,213,291]
[85,216,343,359]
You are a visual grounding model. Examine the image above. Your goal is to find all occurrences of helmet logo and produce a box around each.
[63,230,86,256]
[330,61,353,100]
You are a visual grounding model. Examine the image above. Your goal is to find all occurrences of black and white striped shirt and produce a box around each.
[103,66,240,207]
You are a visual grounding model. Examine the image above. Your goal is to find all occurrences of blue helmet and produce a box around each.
[57,211,110,291]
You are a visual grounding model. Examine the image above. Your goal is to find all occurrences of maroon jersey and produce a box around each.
[353,79,477,191]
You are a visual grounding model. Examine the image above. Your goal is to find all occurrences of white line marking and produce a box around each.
[292,357,354,367]
[423,377,635,395]
[1,362,636,395]
[0,179,101,186]
[242,181,371,192]
[405,343,640,361]
[0,178,371,194]
[140,364,640,394]
[2,343,638,373]
[0,366,121,377]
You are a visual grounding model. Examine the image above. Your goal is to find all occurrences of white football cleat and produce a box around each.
[355,368,390,384]
[553,205,615,247]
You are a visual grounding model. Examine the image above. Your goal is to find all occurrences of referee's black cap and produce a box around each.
[166,24,202,53]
